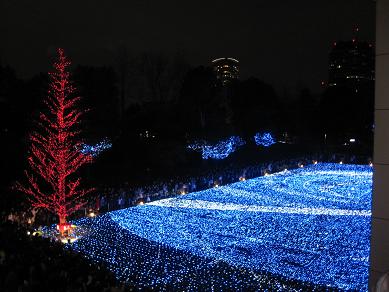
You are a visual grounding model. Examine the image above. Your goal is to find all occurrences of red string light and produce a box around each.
[16,48,94,225]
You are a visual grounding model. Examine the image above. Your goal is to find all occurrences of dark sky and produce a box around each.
[0,0,375,94]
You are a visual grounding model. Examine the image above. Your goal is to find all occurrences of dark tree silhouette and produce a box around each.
[179,66,223,136]
[231,78,279,136]
[73,65,119,139]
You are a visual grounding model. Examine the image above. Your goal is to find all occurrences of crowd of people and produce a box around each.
[3,152,371,225]
[0,220,125,291]
[0,152,371,291]
[94,152,371,214]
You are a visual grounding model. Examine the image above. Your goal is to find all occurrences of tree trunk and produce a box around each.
[59,215,67,224]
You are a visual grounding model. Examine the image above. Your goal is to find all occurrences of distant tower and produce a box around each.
[328,27,374,90]
[212,57,239,85]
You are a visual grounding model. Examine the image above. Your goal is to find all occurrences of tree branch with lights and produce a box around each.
[16,48,94,230]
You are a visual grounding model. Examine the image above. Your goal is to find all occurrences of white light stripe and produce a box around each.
[147,199,371,216]
[211,57,239,63]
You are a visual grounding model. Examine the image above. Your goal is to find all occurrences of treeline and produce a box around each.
[0,52,374,195]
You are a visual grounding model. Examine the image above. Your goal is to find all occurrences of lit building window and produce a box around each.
[211,57,239,85]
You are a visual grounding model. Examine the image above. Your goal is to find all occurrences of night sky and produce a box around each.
[0,0,375,94]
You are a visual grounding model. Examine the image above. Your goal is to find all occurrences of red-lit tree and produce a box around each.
[16,48,93,228]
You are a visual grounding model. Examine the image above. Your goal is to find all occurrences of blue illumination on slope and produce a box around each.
[254,132,276,147]
[69,163,372,290]
[188,136,245,159]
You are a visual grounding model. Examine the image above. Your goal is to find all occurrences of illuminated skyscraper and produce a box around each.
[212,57,239,85]
[328,29,374,90]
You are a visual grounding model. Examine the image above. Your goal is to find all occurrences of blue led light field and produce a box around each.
[70,163,372,290]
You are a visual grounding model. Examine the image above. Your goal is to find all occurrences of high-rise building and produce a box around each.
[212,57,239,85]
[328,30,374,90]
[370,0,389,289]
